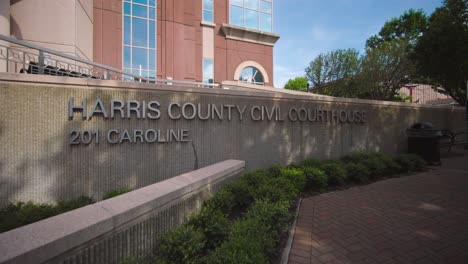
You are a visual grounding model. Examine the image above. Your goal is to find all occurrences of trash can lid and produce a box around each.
[410,122,435,129]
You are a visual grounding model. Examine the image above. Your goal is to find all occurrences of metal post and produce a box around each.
[38,50,44,74]
[465,81,468,149]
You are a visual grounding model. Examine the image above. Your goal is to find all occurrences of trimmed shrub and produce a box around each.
[157,225,206,264]
[372,153,402,176]
[103,188,133,200]
[203,189,236,215]
[278,167,306,192]
[253,177,298,204]
[345,162,370,183]
[224,180,255,212]
[207,200,290,264]
[321,161,347,185]
[188,207,230,250]
[0,196,95,233]
[341,152,373,163]
[361,157,388,179]
[302,167,328,190]
[299,158,322,169]
[396,154,426,172]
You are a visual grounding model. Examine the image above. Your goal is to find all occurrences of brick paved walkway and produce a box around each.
[289,150,468,264]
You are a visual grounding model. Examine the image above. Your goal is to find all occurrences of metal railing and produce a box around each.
[0,34,219,88]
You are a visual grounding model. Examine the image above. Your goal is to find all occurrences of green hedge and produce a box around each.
[155,152,426,264]
[0,196,95,233]
[0,186,134,233]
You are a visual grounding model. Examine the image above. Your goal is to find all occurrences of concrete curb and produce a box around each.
[280,198,303,264]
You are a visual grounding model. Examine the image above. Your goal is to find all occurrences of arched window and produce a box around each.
[239,66,264,85]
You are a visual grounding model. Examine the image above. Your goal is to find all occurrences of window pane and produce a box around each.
[132,47,148,69]
[124,16,131,45]
[124,46,131,68]
[259,0,272,13]
[230,5,244,27]
[203,59,214,83]
[230,0,243,6]
[149,50,156,70]
[244,0,257,9]
[245,9,258,29]
[132,4,147,18]
[240,67,264,83]
[133,69,148,77]
[149,0,156,7]
[203,0,213,11]
[149,21,155,48]
[148,71,156,78]
[132,18,147,47]
[203,10,213,22]
[133,0,147,5]
[259,12,272,32]
[149,7,156,19]
[124,2,131,15]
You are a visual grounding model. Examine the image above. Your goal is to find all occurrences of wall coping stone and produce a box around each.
[0,159,245,264]
[0,73,464,112]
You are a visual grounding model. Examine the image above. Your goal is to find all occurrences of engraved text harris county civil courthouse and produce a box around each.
[68,97,368,145]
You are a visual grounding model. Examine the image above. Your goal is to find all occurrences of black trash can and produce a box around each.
[406,122,442,165]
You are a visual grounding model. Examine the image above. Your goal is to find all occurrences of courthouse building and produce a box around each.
[1,0,279,86]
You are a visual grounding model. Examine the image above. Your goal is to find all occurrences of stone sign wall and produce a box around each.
[0,74,464,205]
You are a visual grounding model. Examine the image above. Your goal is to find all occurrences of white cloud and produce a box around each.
[274,64,307,88]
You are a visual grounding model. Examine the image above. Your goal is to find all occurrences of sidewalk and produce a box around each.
[288,149,468,264]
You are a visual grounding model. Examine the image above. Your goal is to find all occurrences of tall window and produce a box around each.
[229,0,272,32]
[203,59,214,84]
[123,0,157,78]
[203,0,214,23]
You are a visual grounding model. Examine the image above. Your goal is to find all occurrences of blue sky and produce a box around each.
[273,0,442,87]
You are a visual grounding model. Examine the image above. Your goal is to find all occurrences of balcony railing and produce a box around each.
[0,34,218,88]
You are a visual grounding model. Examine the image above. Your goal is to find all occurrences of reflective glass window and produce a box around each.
[124,47,131,68]
[149,7,156,20]
[239,66,264,84]
[229,0,273,32]
[132,18,147,47]
[203,0,214,23]
[132,4,147,18]
[123,0,157,76]
[124,16,131,45]
[203,59,214,83]
[245,9,258,29]
[259,0,272,13]
[124,2,131,15]
[132,0,147,5]
[259,13,272,32]
[149,21,155,48]
[132,47,147,69]
[230,5,244,27]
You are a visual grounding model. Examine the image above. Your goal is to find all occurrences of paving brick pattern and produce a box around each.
[289,153,468,264]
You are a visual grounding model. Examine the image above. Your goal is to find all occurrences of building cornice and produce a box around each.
[221,24,280,46]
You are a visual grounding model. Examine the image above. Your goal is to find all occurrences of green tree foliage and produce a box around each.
[358,39,415,100]
[283,77,309,92]
[413,0,468,106]
[305,49,361,97]
[366,9,428,49]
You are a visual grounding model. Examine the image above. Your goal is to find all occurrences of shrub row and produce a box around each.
[0,188,133,233]
[155,152,426,264]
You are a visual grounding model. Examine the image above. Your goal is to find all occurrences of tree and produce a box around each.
[359,39,415,100]
[366,9,428,49]
[305,49,361,97]
[284,77,309,92]
[414,0,468,106]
